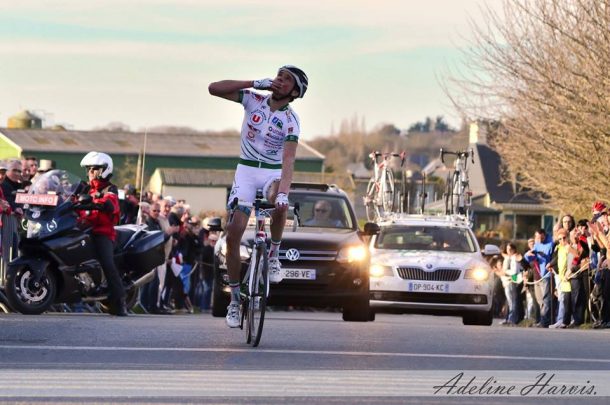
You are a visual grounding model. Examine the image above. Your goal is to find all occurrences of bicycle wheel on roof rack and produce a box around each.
[365,178,379,221]
[452,170,462,215]
[381,168,395,216]
[444,173,453,215]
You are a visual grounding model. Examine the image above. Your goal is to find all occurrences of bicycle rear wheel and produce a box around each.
[444,173,453,215]
[246,241,268,347]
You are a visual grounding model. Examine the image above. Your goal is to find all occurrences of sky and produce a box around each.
[0,0,502,140]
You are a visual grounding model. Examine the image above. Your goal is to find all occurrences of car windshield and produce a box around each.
[289,194,354,229]
[374,225,477,253]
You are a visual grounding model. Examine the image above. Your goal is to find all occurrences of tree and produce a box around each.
[446,0,610,216]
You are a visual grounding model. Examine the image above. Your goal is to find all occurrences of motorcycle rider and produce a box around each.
[78,151,127,316]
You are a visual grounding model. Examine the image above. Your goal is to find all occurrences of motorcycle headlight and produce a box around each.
[26,221,42,238]
[465,265,489,281]
[337,245,368,264]
[370,264,393,278]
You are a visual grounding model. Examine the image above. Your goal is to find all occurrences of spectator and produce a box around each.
[500,243,523,325]
[120,184,139,224]
[1,160,24,274]
[568,219,590,326]
[548,228,580,328]
[590,201,610,328]
[525,228,555,328]
[521,238,540,323]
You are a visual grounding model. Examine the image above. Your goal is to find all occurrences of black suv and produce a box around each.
[212,183,373,322]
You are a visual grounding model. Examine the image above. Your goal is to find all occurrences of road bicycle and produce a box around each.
[229,191,299,347]
[364,151,405,221]
[440,148,474,218]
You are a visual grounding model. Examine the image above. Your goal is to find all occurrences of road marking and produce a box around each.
[0,344,609,364]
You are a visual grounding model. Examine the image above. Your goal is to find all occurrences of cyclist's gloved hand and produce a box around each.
[275,192,289,209]
[253,78,273,90]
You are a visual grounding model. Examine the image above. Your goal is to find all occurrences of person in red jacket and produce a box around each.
[78,151,126,316]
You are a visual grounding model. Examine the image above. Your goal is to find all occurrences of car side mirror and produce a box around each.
[483,244,501,256]
[363,222,380,236]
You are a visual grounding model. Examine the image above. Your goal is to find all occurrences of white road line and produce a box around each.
[0,344,609,364]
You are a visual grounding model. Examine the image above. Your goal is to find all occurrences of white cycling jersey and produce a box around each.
[237,90,300,165]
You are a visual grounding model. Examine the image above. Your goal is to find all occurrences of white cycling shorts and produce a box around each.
[228,164,281,208]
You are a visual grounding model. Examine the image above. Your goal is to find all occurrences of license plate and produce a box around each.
[15,193,58,206]
[408,282,450,293]
[283,268,316,280]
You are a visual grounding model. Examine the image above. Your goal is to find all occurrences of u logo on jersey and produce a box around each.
[249,110,267,126]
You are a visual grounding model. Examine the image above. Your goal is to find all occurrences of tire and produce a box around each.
[342,296,371,322]
[5,265,57,315]
[452,170,461,215]
[247,242,268,347]
[381,169,395,216]
[462,309,493,326]
[364,178,378,222]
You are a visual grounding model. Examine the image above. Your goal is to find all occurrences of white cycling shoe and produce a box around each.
[225,302,240,328]
[268,257,283,283]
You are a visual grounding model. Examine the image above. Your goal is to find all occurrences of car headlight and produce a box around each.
[370,264,393,278]
[337,245,368,263]
[464,265,489,281]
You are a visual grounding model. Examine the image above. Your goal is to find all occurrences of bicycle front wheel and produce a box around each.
[247,241,268,347]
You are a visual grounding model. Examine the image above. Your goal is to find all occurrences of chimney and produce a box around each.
[469,121,487,145]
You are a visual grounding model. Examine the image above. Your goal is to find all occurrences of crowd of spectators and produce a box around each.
[490,202,610,329]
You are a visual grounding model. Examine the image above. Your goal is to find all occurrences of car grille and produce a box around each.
[279,249,337,261]
[371,291,487,305]
[396,267,461,282]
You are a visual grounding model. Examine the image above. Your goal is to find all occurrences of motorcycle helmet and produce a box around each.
[80,151,113,180]
[278,65,308,98]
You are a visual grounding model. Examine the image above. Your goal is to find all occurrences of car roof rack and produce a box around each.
[378,212,472,227]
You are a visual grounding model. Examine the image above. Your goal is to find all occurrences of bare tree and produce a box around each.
[446,0,610,217]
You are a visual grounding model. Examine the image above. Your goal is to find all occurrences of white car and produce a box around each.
[365,215,500,325]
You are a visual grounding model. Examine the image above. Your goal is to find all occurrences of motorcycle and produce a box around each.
[4,170,166,315]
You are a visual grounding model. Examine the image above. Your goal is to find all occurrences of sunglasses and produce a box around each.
[87,167,103,172]
[315,208,329,213]
[151,209,160,212]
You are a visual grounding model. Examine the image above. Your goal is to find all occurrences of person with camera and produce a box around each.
[590,201,610,328]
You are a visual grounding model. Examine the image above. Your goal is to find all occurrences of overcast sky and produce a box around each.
[0,0,502,139]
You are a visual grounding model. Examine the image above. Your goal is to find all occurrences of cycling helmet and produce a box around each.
[278,65,308,98]
[80,151,113,180]
[592,201,607,213]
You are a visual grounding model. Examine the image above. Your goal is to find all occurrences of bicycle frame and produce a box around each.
[440,148,474,218]
[365,151,405,221]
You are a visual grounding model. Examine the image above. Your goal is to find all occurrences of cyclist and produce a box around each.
[78,151,126,316]
[208,65,308,328]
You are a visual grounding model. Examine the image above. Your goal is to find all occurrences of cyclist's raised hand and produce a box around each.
[253,78,274,90]
[275,192,289,212]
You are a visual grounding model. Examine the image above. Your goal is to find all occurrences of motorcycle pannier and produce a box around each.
[123,231,166,271]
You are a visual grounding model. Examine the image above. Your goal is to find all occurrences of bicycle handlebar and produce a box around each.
[439,148,475,164]
[369,150,406,166]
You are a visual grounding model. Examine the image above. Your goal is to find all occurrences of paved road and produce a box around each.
[1,311,609,404]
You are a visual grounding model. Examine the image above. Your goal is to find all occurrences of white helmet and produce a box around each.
[80,151,113,180]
